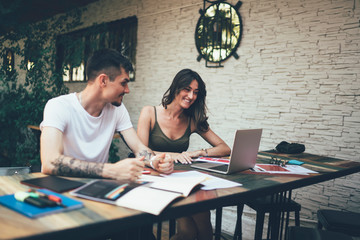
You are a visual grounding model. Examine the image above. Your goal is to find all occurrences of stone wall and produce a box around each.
[64,0,359,224]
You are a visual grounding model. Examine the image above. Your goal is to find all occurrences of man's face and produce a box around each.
[106,68,130,107]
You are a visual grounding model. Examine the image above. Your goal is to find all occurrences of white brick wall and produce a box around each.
[64,0,359,224]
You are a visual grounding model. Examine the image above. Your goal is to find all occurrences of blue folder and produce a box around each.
[0,189,84,218]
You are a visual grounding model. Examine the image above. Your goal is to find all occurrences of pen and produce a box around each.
[28,192,58,207]
[14,192,51,208]
[28,189,67,208]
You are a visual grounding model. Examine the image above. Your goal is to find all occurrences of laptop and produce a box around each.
[191,129,262,174]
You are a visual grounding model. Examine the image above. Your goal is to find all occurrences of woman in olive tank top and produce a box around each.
[137,69,231,240]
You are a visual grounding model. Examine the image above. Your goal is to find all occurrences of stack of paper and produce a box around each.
[253,164,318,175]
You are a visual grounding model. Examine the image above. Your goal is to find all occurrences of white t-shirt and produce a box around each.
[40,93,133,163]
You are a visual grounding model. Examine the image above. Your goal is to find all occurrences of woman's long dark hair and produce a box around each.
[162,69,209,132]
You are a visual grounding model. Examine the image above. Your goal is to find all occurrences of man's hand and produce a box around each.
[103,157,145,182]
[151,153,174,174]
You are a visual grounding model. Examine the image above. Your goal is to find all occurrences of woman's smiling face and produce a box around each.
[174,79,199,109]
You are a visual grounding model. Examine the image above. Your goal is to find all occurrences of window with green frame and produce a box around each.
[56,16,137,82]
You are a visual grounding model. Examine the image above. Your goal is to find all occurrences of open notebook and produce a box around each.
[70,176,205,215]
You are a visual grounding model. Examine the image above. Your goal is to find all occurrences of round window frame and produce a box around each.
[195,2,243,64]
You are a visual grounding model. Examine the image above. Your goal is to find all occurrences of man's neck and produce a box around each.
[78,87,106,117]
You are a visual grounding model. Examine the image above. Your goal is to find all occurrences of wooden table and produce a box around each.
[1,151,359,240]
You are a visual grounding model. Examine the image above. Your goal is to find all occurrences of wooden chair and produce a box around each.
[233,195,301,240]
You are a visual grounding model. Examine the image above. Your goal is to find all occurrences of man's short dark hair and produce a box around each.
[86,48,133,81]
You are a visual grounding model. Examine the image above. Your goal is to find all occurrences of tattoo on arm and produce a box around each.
[139,150,152,161]
[51,155,104,178]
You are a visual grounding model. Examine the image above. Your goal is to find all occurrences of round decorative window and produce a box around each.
[195,1,242,66]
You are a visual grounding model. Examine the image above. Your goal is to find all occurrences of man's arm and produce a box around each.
[120,127,155,161]
[40,127,144,181]
[121,128,174,174]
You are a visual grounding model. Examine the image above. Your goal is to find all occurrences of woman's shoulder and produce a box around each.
[140,105,156,118]
[191,119,211,134]
[190,118,198,132]
[141,105,156,113]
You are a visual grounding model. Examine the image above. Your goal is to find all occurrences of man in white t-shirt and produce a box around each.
[40,49,173,181]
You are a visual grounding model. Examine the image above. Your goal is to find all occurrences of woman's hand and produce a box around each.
[174,150,202,164]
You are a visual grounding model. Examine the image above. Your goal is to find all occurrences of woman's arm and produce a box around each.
[136,106,176,172]
[137,106,192,164]
[128,122,174,174]
[196,128,231,157]
[175,128,231,164]
[137,106,153,146]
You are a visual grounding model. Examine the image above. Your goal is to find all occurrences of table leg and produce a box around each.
[214,207,223,240]
[169,219,176,238]
[233,204,244,240]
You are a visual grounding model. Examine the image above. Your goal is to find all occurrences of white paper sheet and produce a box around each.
[161,170,242,190]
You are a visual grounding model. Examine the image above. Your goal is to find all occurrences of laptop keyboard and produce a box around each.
[209,164,228,171]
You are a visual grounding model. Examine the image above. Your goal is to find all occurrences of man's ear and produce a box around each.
[97,74,108,88]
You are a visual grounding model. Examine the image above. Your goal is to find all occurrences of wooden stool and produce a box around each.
[317,209,360,237]
[287,226,353,240]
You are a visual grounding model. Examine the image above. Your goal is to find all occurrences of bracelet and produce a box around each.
[202,148,208,157]
[149,155,156,169]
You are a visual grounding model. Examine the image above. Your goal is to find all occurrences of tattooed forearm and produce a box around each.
[139,150,152,161]
[51,155,104,178]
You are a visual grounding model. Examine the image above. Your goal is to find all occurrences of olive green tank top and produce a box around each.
[148,107,191,153]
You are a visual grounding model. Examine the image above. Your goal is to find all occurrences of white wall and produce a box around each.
[64,0,360,222]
